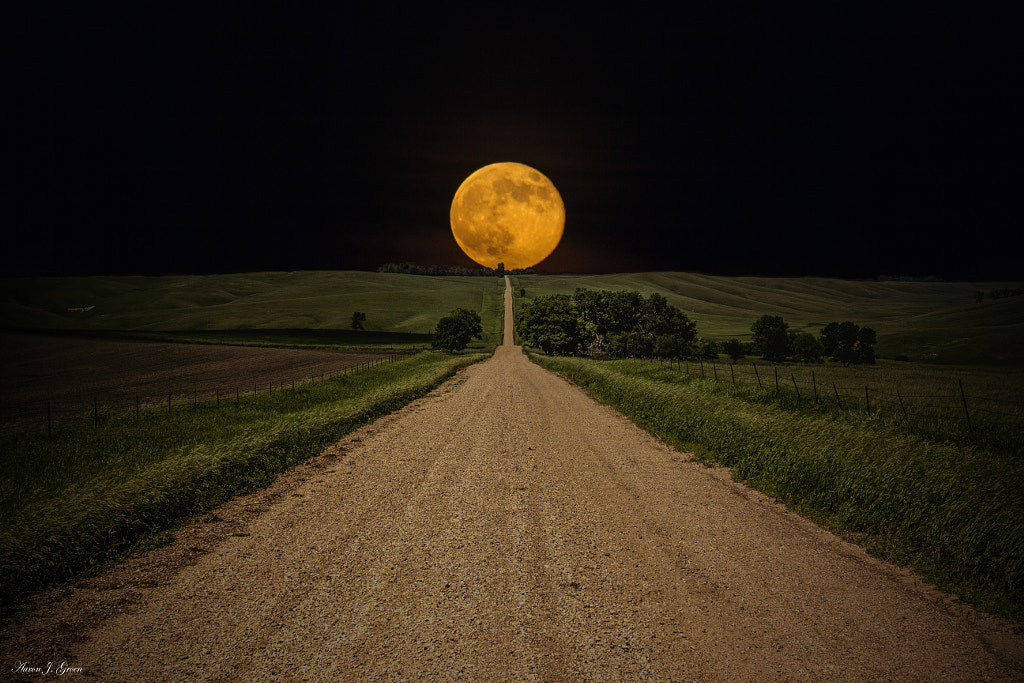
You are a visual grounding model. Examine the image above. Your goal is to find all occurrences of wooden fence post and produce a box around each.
[713,363,718,381]
[832,382,842,409]
[959,379,973,432]
[812,371,818,402]
[864,387,870,413]
[753,363,762,389]
[897,389,908,419]
[168,392,172,414]
[94,397,98,426]
[136,394,140,420]
[730,364,735,384]
[791,373,800,399]
[773,366,779,394]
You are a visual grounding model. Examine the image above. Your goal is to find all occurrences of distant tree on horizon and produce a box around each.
[350,311,366,330]
[724,338,745,364]
[751,315,792,362]
[820,321,877,366]
[792,332,825,363]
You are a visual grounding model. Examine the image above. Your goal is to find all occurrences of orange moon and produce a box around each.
[450,162,565,270]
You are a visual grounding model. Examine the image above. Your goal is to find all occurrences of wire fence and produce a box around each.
[0,350,420,437]
[653,357,1024,434]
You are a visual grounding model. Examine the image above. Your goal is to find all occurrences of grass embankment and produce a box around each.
[515,272,1024,365]
[0,351,487,606]
[531,354,1024,624]
[0,271,506,336]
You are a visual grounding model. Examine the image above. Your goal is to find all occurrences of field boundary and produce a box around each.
[1,350,419,435]
[649,356,1023,434]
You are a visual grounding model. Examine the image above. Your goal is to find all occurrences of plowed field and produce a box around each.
[0,333,406,428]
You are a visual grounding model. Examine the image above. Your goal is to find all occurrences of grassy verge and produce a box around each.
[531,354,1024,624]
[0,351,487,606]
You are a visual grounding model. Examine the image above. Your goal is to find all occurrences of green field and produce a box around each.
[0,271,506,344]
[512,272,1024,365]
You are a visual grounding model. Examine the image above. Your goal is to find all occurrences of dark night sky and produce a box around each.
[7,5,1022,280]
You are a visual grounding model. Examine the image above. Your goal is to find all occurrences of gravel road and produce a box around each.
[5,278,1023,681]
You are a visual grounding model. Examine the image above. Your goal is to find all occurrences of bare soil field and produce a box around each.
[0,333,405,428]
[3,283,1023,680]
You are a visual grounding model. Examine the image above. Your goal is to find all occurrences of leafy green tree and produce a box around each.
[653,334,685,360]
[792,332,824,363]
[606,290,646,335]
[517,295,590,355]
[823,321,877,366]
[751,315,791,362]
[431,308,482,353]
[819,322,840,357]
[571,288,612,335]
[350,311,366,330]
[856,326,877,364]
[650,299,697,340]
[723,338,745,364]
[571,288,697,358]
[694,339,719,360]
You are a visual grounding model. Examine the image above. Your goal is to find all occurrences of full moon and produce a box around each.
[450,162,565,270]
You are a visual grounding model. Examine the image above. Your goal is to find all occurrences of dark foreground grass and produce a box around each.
[0,351,487,606]
[532,354,1024,625]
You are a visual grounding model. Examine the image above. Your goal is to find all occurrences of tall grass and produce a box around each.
[0,351,487,605]
[532,354,1024,623]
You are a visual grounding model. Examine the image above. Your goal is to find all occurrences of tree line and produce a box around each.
[736,316,876,366]
[513,288,877,365]
[516,288,704,358]
[378,262,535,277]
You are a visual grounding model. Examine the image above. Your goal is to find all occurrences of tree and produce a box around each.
[350,311,366,330]
[822,321,877,366]
[856,326,877,365]
[517,295,590,355]
[694,339,719,360]
[792,332,824,363]
[723,338,745,364]
[819,322,840,357]
[751,315,791,362]
[431,308,482,353]
[653,334,685,360]
[571,288,696,358]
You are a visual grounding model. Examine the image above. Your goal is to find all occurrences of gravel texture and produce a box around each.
[3,279,1023,681]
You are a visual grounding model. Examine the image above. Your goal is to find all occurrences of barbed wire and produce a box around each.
[654,357,1022,433]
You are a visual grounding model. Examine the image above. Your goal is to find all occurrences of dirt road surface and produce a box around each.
[5,278,1023,681]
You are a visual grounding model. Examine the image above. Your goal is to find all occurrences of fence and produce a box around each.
[0,351,418,437]
[652,357,1024,434]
